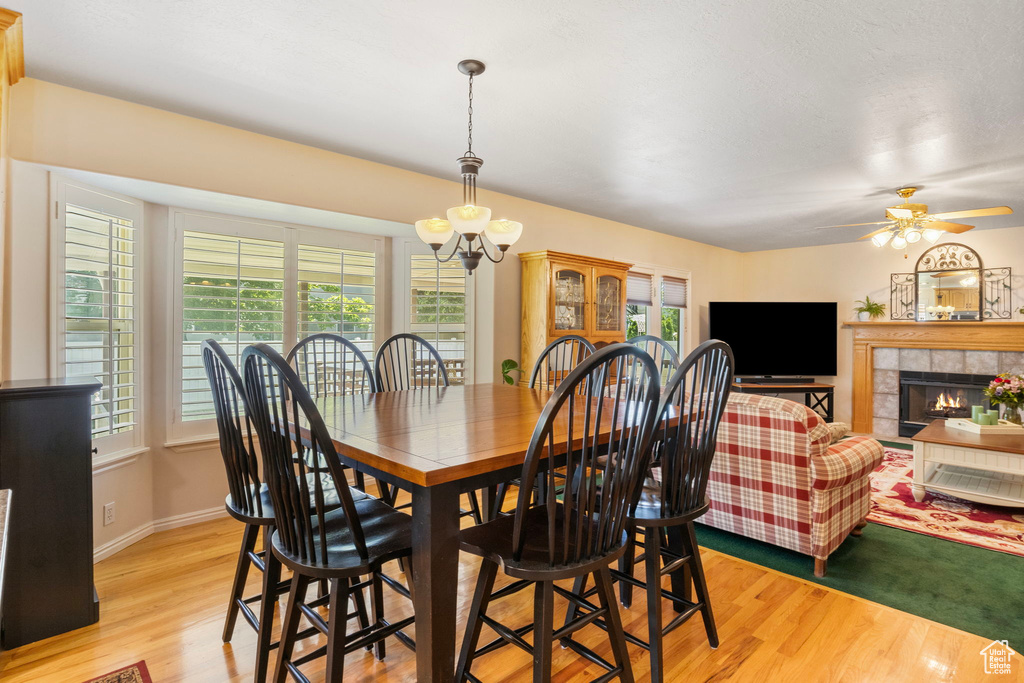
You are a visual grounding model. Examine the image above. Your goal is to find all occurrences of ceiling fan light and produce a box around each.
[905,229,922,244]
[871,231,893,248]
[415,218,454,247]
[922,228,942,244]
[483,219,523,248]
[447,204,492,235]
[891,235,908,250]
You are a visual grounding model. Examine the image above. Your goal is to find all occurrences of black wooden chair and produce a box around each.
[374,332,451,391]
[455,343,661,683]
[287,333,377,494]
[528,334,596,391]
[490,335,596,517]
[202,339,370,682]
[566,340,734,683]
[288,333,376,397]
[627,335,680,386]
[242,343,415,683]
[373,332,483,524]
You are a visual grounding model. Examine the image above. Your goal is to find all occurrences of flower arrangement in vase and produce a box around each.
[983,373,1024,426]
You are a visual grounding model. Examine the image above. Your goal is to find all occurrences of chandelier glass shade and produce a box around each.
[872,223,943,250]
[415,60,521,273]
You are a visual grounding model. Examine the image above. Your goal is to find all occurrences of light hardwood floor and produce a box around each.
[0,513,1007,682]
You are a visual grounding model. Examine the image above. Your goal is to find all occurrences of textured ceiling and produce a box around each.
[10,0,1024,251]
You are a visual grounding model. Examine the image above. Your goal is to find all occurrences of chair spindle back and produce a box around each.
[627,335,680,386]
[202,339,264,518]
[287,333,376,397]
[655,340,734,518]
[513,343,661,568]
[242,343,368,563]
[529,335,596,391]
[374,333,450,391]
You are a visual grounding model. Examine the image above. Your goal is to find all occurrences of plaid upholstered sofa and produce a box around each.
[701,392,884,576]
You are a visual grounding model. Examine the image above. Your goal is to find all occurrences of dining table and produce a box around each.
[313,382,552,682]
[311,381,659,682]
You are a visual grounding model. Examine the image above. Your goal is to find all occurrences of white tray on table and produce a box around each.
[945,417,1024,435]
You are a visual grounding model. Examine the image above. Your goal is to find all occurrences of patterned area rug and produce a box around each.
[869,446,1024,557]
[84,661,152,683]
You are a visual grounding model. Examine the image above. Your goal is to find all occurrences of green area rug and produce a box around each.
[696,522,1023,647]
[695,441,1024,648]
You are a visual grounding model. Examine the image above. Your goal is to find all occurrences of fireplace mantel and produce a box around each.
[845,321,1024,433]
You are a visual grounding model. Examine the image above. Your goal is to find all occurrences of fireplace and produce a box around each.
[898,371,992,437]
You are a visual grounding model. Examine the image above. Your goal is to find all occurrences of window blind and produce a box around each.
[661,276,689,308]
[181,230,285,421]
[409,255,467,385]
[626,272,654,306]
[297,244,376,356]
[63,205,137,438]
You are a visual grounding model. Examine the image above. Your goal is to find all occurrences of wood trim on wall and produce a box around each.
[845,321,1024,434]
[0,8,23,382]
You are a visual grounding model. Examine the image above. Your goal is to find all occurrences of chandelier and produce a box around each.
[414,60,522,274]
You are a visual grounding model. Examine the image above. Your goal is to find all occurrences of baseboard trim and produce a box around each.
[93,505,228,563]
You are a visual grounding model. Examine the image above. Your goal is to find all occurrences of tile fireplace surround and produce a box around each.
[847,322,1024,436]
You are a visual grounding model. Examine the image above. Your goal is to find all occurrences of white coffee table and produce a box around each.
[911,420,1024,507]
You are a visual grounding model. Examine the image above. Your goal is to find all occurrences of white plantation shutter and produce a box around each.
[62,203,139,440]
[297,244,376,356]
[661,276,689,308]
[181,230,285,421]
[627,272,654,306]
[409,255,468,385]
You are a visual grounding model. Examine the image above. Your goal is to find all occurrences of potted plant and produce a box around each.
[984,373,1024,426]
[853,296,886,322]
[500,359,523,385]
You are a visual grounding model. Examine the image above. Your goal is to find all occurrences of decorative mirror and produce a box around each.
[890,243,1013,320]
[914,244,982,321]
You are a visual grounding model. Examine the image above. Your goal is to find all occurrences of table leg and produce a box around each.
[912,442,927,502]
[411,481,461,682]
[480,485,498,522]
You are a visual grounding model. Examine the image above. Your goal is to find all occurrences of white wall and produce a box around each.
[741,226,1024,423]
[7,161,161,554]
[5,79,745,555]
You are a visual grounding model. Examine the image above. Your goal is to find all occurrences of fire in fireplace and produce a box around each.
[899,371,991,437]
[925,391,970,419]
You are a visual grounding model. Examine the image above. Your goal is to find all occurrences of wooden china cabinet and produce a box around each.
[519,250,632,378]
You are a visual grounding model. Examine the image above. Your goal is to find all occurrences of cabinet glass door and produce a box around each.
[595,274,623,332]
[553,268,586,331]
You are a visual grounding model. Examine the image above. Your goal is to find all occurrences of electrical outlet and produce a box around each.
[103,502,115,526]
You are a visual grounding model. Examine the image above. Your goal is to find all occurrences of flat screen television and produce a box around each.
[708,301,838,377]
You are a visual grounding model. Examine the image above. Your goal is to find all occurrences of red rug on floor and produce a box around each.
[869,446,1024,557]
[84,661,152,683]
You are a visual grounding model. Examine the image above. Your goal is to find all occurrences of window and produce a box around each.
[626,272,653,338]
[297,244,376,356]
[170,209,384,441]
[660,276,688,357]
[52,177,143,456]
[409,254,469,385]
[180,231,286,422]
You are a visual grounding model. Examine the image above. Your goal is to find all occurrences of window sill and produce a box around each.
[93,446,150,475]
[163,436,219,453]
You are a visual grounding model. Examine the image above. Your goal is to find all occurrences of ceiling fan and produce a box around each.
[817,187,1013,250]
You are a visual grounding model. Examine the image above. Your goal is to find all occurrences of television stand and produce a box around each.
[734,376,813,384]
[731,381,834,423]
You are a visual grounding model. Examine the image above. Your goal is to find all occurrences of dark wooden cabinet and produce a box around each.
[0,377,101,648]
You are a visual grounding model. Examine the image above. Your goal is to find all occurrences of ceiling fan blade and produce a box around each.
[813,221,891,230]
[858,226,894,240]
[929,206,1012,220]
[886,207,914,219]
[929,221,975,234]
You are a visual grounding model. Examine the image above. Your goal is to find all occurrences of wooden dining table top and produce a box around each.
[313,383,665,488]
